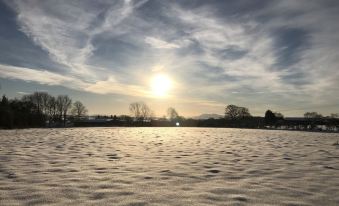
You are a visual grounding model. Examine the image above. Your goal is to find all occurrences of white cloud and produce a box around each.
[84,76,152,97]
[145,37,180,49]
[163,5,288,94]
[0,64,86,88]
[0,64,153,99]
[8,0,148,79]
[2,0,339,116]
[17,91,31,95]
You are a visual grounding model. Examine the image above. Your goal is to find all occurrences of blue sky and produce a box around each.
[0,0,339,117]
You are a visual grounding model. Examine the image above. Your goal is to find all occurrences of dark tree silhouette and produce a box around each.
[265,110,277,126]
[22,92,51,115]
[167,107,179,121]
[0,95,46,128]
[141,103,152,120]
[0,95,12,128]
[71,101,88,119]
[129,102,152,121]
[46,96,57,125]
[237,107,251,118]
[225,105,251,120]
[129,102,142,120]
[0,92,90,128]
[304,112,323,118]
[225,105,238,120]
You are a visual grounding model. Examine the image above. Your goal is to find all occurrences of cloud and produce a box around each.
[84,76,152,97]
[0,64,86,88]
[5,0,148,78]
[0,63,153,98]
[1,0,339,115]
[17,91,30,95]
[145,37,180,49]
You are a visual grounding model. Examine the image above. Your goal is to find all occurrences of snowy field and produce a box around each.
[0,128,339,206]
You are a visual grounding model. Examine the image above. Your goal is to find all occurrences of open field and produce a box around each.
[1,128,339,206]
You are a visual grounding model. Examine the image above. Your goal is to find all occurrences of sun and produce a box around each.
[151,74,172,97]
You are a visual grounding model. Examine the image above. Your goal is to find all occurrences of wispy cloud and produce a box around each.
[17,91,30,95]
[1,0,339,115]
[84,76,152,97]
[0,64,86,88]
[0,64,151,98]
[145,37,180,49]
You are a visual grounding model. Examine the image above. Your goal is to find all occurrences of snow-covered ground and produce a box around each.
[0,128,339,206]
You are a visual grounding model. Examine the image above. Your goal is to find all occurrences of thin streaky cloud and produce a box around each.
[0,0,338,116]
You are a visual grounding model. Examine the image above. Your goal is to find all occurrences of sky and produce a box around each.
[0,0,339,117]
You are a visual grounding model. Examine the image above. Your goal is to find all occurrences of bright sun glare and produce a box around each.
[151,74,172,97]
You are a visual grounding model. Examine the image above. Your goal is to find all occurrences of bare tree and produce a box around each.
[56,95,72,126]
[56,96,63,121]
[129,102,142,120]
[22,92,46,114]
[71,101,88,119]
[46,95,57,125]
[225,104,251,120]
[129,102,151,121]
[225,105,238,120]
[22,92,54,122]
[237,107,251,118]
[167,107,179,121]
[41,92,51,115]
[140,103,151,120]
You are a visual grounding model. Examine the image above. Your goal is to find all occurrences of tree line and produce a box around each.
[0,92,88,129]
[1,94,338,131]
[123,103,339,131]
[128,102,184,122]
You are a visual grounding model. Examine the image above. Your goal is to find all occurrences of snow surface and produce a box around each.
[0,128,339,205]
